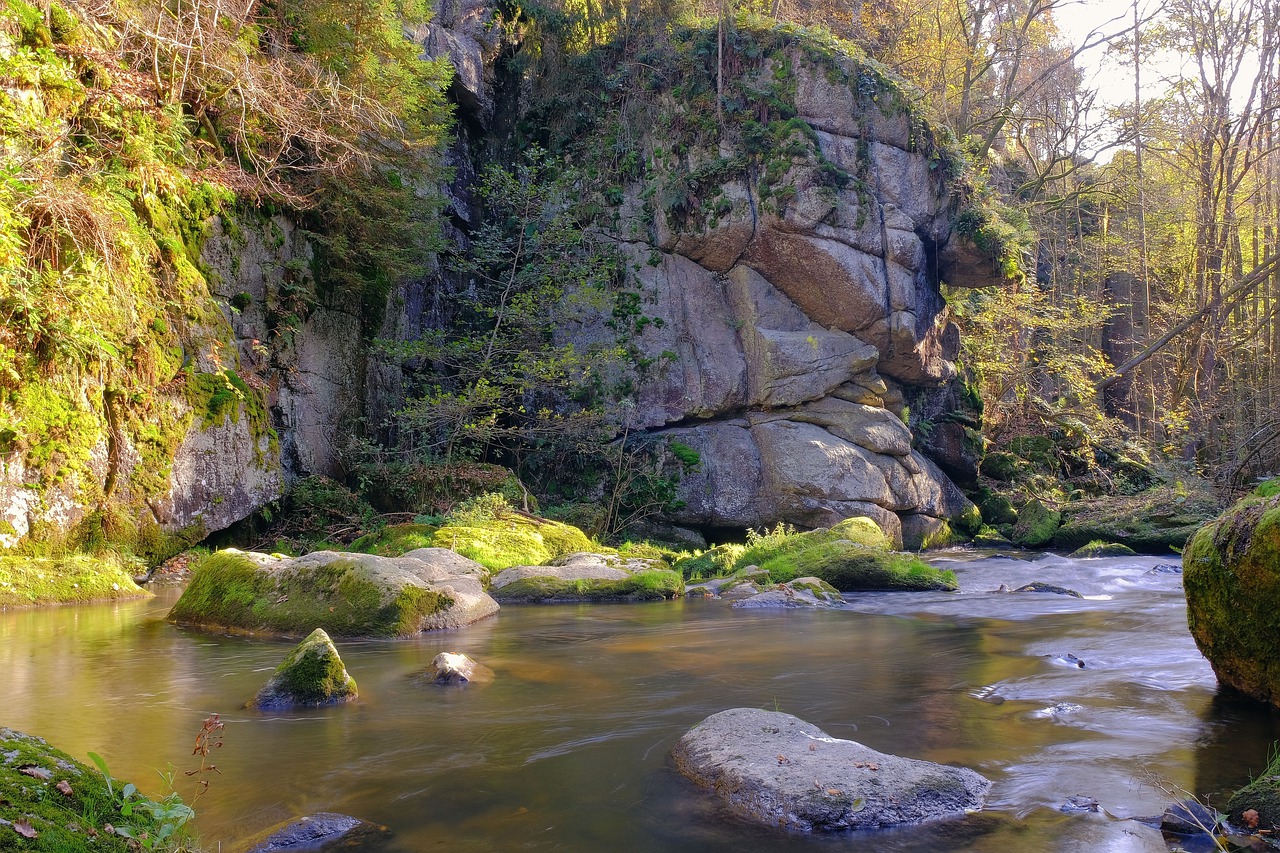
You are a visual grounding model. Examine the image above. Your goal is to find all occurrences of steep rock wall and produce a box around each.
[395,12,987,546]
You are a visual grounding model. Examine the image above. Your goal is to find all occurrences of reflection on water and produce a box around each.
[2,554,1278,852]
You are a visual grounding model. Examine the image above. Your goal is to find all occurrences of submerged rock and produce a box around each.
[489,552,683,602]
[672,708,990,831]
[1160,799,1222,836]
[1184,486,1280,707]
[1013,582,1082,598]
[168,547,498,638]
[250,628,357,710]
[245,812,388,851]
[731,577,846,609]
[422,652,493,685]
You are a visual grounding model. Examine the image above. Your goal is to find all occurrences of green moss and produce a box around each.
[168,551,451,637]
[673,543,746,579]
[0,726,193,853]
[979,451,1020,482]
[979,492,1018,525]
[0,555,149,606]
[348,523,438,556]
[1011,499,1060,548]
[735,517,890,570]
[1184,493,1280,706]
[256,628,357,707]
[1256,477,1280,498]
[755,540,956,591]
[432,510,598,571]
[1052,484,1220,554]
[1068,540,1138,558]
[492,568,683,602]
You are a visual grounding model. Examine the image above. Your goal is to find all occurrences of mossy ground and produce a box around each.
[0,555,149,607]
[431,511,599,571]
[1183,491,1280,707]
[168,552,449,637]
[492,569,683,602]
[0,727,197,852]
[348,523,438,557]
[1053,485,1220,553]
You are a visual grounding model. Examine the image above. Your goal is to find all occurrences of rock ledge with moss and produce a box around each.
[490,552,684,602]
[168,547,498,638]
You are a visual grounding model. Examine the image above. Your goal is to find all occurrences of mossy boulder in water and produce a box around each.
[1184,488,1280,707]
[168,548,498,638]
[730,518,956,591]
[250,628,357,710]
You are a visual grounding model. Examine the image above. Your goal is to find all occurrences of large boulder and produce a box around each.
[249,628,357,710]
[490,552,683,602]
[1183,486,1280,707]
[672,708,990,831]
[168,547,498,638]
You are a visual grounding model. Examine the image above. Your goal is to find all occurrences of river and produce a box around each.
[2,551,1278,851]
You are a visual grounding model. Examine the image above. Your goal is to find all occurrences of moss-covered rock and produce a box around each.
[431,510,598,571]
[250,628,357,709]
[490,552,683,602]
[735,517,891,571]
[1068,540,1138,558]
[1184,488,1280,707]
[759,540,957,591]
[168,548,497,638]
[1011,499,1060,548]
[978,493,1018,526]
[0,555,149,606]
[348,523,438,557]
[979,451,1021,482]
[1053,485,1221,554]
[1225,756,1280,833]
[0,727,192,852]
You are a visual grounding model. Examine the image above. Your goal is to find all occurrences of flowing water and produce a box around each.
[3,552,1280,852]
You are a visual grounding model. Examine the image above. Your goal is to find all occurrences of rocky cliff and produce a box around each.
[404,11,989,546]
[1,2,992,555]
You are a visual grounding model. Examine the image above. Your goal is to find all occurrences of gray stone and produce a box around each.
[673,708,991,831]
[245,812,387,852]
[422,652,492,685]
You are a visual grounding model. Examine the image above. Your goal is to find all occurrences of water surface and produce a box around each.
[3,552,1278,851]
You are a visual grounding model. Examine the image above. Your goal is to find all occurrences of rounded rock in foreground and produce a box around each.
[245,812,387,851]
[250,628,357,710]
[672,708,990,832]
